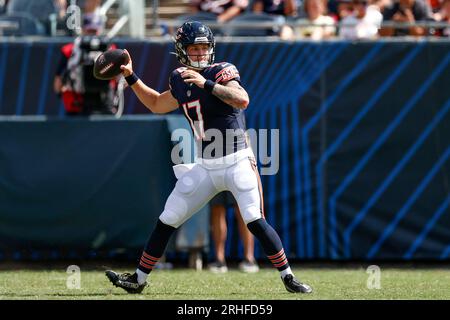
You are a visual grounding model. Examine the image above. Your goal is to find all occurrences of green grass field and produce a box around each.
[1,264,450,300]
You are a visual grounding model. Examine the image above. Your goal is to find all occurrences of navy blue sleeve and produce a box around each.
[169,68,188,100]
[169,69,178,99]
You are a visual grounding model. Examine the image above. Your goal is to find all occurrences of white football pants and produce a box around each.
[159,148,264,228]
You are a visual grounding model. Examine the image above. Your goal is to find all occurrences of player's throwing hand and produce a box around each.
[181,69,207,88]
[120,49,133,77]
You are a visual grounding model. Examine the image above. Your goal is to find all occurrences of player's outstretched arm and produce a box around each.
[121,50,178,114]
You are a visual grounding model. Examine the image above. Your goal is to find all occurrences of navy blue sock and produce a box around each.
[137,219,177,274]
[247,218,290,271]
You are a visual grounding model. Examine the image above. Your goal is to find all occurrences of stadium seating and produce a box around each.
[6,0,60,34]
[0,0,6,14]
[0,13,46,36]
[175,11,223,35]
[223,12,285,37]
[7,0,59,21]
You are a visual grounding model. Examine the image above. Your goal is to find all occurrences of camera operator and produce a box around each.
[53,15,119,116]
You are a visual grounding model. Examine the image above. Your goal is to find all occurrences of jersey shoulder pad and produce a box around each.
[211,62,240,83]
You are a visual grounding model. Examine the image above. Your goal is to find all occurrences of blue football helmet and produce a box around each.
[174,21,215,70]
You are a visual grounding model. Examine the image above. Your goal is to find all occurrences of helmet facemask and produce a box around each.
[185,43,214,70]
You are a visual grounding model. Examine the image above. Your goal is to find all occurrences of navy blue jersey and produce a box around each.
[169,62,248,159]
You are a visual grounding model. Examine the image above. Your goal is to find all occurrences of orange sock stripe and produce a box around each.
[141,256,157,265]
[268,252,284,261]
[142,252,159,262]
[139,260,154,270]
[267,249,284,260]
[273,259,288,268]
[270,254,287,264]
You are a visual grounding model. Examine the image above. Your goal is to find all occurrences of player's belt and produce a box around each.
[195,147,255,169]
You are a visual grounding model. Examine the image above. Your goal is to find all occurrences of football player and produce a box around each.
[105,21,312,294]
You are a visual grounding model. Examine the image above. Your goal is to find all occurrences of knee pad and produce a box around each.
[159,194,188,228]
[240,205,263,224]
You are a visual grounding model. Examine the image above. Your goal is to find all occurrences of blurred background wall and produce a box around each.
[0,39,449,262]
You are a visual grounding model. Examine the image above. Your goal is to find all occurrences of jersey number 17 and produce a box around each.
[182,100,205,140]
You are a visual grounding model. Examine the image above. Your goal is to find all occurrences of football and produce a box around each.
[93,49,129,80]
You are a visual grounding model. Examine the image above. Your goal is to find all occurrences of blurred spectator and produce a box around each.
[0,0,9,14]
[53,15,118,116]
[189,0,249,23]
[428,0,441,11]
[380,0,434,36]
[252,0,299,16]
[336,0,356,19]
[339,0,383,39]
[370,0,393,12]
[252,0,299,38]
[76,0,106,36]
[208,192,259,274]
[54,0,67,19]
[292,0,336,40]
[433,0,450,35]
